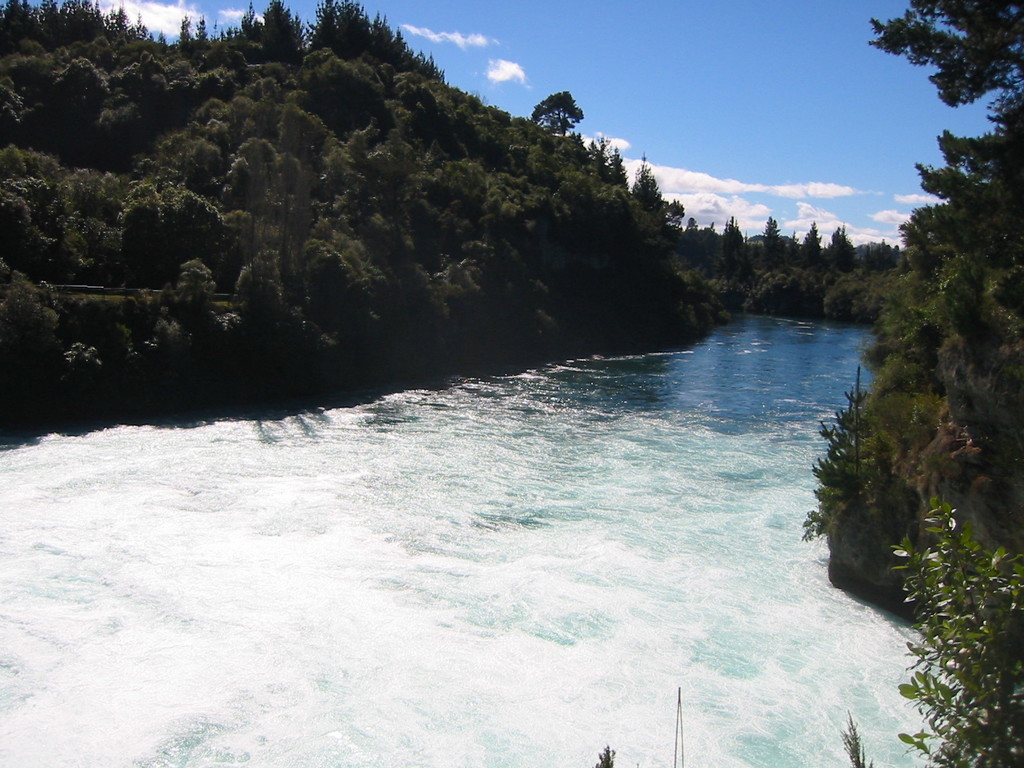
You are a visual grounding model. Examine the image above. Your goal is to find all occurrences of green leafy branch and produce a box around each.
[893,500,1024,768]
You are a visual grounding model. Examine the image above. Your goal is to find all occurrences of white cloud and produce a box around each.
[622,158,860,200]
[894,192,941,205]
[781,181,861,199]
[871,209,912,226]
[583,133,631,152]
[846,228,894,247]
[785,201,846,233]
[611,151,898,244]
[664,192,771,232]
[784,202,894,246]
[98,0,201,36]
[487,59,527,85]
[401,24,493,49]
[218,8,246,24]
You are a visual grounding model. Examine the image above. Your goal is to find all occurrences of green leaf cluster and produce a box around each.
[894,500,1024,768]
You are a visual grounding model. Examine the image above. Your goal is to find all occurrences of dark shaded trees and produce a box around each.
[826,225,856,272]
[799,222,823,268]
[120,183,226,288]
[259,0,303,64]
[630,155,663,213]
[811,12,1024,762]
[0,0,723,427]
[761,216,784,270]
[531,90,584,135]
[674,211,897,321]
[718,216,749,280]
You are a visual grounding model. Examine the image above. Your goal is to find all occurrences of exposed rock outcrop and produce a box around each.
[827,337,1024,613]
[827,494,917,618]
[929,338,1024,551]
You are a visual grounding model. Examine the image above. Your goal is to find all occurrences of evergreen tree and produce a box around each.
[826,225,856,272]
[761,216,784,269]
[630,155,663,213]
[872,1,1024,312]
[309,0,341,52]
[800,222,823,268]
[260,0,304,64]
[718,216,747,280]
[531,91,584,135]
[240,2,262,42]
[593,746,615,768]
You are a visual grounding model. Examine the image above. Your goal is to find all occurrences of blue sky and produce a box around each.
[104,0,993,245]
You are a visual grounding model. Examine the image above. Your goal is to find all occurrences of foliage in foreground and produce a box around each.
[809,3,1024,766]
[894,501,1024,768]
[842,716,875,768]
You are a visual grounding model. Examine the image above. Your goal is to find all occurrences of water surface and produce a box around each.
[0,315,920,767]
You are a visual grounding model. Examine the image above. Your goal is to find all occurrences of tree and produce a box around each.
[826,225,856,272]
[176,258,216,306]
[0,274,63,412]
[240,1,262,42]
[872,1,1024,296]
[799,222,822,268]
[870,2,1024,112]
[120,183,227,288]
[894,501,1024,768]
[761,216,784,269]
[842,716,875,768]
[805,366,867,540]
[630,155,663,213]
[718,216,748,280]
[531,91,584,135]
[260,0,304,64]
[592,745,615,768]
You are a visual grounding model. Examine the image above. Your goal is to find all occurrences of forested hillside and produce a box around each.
[804,10,1024,762]
[807,0,1024,603]
[0,0,724,427]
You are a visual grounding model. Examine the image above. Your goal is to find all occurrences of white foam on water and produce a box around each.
[0,317,921,767]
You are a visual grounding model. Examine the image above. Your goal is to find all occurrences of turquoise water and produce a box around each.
[0,315,921,767]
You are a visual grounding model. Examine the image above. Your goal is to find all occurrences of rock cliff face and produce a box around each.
[928,338,1024,551]
[827,494,916,617]
[827,337,1024,614]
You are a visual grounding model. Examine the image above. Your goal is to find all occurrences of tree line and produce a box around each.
[676,215,900,322]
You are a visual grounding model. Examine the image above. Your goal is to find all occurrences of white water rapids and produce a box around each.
[0,316,922,767]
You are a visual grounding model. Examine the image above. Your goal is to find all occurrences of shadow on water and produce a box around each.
[0,315,869,449]
[0,380,440,449]
[252,410,333,444]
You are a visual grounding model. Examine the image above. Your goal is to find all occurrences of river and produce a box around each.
[0,315,921,767]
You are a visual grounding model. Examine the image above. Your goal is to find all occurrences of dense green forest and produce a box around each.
[0,0,729,426]
[678,215,899,321]
[805,2,1024,765]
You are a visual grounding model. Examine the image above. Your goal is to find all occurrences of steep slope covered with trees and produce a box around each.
[806,7,1024,764]
[0,0,724,427]
[807,0,1024,616]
